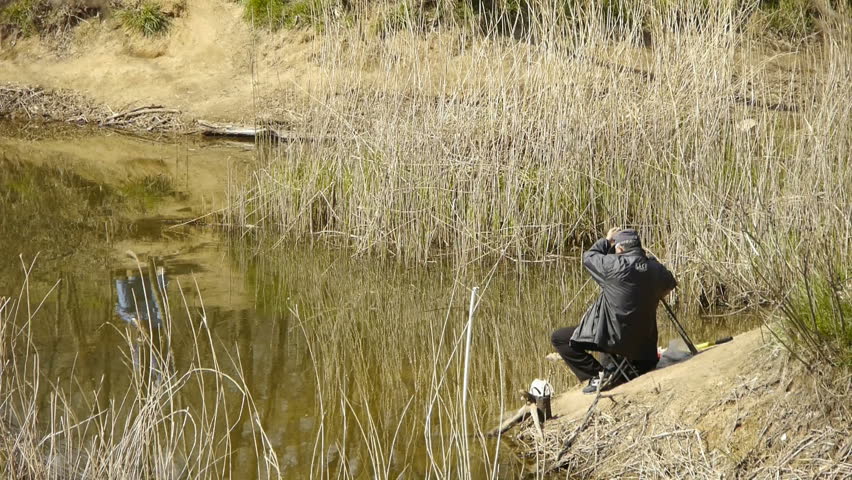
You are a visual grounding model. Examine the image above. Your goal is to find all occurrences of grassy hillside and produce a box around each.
[0,0,185,37]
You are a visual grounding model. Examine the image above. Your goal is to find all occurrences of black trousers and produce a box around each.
[550,326,610,381]
[551,326,659,382]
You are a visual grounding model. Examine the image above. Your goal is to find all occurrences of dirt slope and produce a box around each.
[1,0,809,131]
[550,328,767,420]
[509,328,851,478]
[0,0,312,123]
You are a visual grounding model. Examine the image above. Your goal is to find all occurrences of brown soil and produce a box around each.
[506,329,852,478]
[0,0,316,125]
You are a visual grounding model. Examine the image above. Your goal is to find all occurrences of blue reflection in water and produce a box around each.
[114,269,167,327]
[114,267,170,376]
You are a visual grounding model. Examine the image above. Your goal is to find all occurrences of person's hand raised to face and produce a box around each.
[606,227,621,245]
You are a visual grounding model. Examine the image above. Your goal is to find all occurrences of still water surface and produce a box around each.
[0,124,756,478]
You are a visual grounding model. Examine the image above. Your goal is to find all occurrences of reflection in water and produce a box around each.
[0,128,763,479]
[115,267,167,327]
[114,265,171,377]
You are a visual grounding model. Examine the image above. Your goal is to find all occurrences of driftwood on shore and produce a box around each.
[0,84,294,138]
[0,85,186,132]
[101,106,181,126]
[195,120,329,142]
[488,404,535,437]
[195,120,279,139]
[100,104,183,131]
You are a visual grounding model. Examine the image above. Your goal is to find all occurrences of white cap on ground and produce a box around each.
[529,378,553,397]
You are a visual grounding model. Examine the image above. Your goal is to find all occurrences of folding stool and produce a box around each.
[605,353,640,386]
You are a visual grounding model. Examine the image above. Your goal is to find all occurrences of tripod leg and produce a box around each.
[663,300,698,355]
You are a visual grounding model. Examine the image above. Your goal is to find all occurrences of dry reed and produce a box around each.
[0,257,279,479]
[228,1,852,316]
[226,236,760,479]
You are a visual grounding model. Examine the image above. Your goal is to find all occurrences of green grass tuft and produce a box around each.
[1,0,111,37]
[0,0,39,36]
[243,0,327,29]
[758,0,819,41]
[785,270,852,365]
[371,1,413,36]
[243,0,284,26]
[118,1,171,37]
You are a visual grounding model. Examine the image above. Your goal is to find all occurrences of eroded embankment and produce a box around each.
[0,0,308,133]
[507,329,851,478]
[0,84,188,132]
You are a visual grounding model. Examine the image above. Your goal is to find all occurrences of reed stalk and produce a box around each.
[228,0,852,317]
[0,258,279,479]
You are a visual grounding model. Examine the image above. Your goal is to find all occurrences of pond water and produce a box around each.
[0,123,758,479]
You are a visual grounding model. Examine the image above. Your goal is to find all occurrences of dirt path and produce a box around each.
[0,0,301,123]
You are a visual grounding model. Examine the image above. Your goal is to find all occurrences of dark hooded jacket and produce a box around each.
[570,238,677,362]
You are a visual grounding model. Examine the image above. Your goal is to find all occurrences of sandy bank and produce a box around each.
[504,328,851,477]
[0,0,316,125]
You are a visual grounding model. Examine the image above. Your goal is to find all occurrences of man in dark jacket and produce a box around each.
[551,228,677,393]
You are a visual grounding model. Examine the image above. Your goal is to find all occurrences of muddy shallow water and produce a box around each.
[0,123,758,478]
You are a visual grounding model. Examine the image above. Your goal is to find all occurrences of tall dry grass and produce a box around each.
[0,257,279,479]
[228,1,851,313]
[227,237,755,479]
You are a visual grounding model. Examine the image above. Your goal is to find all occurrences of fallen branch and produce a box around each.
[530,403,544,439]
[649,429,698,439]
[487,404,533,437]
[102,107,180,125]
[196,120,270,138]
[196,120,337,142]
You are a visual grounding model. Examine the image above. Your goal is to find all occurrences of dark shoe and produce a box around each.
[582,377,602,394]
